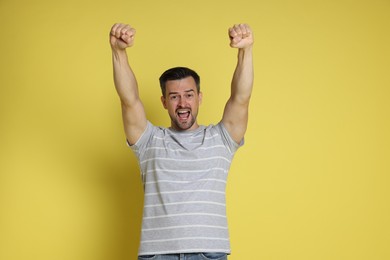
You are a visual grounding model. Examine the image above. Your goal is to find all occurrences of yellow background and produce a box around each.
[0,0,389,259]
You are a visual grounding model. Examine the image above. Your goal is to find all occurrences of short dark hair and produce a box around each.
[159,67,200,96]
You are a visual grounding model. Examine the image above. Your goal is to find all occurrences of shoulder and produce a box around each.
[212,122,244,152]
[205,122,231,136]
[128,121,168,149]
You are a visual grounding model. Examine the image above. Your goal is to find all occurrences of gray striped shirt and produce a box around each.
[130,121,242,255]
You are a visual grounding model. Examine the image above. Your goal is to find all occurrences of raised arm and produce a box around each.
[222,24,254,144]
[110,23,147,145]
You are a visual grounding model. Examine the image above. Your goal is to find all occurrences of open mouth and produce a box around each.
[177,109,191,120]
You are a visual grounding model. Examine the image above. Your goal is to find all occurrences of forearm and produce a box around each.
[230,46,254,105]
[112,49,140,106]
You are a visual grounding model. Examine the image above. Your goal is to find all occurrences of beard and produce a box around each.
[170,109,198,131]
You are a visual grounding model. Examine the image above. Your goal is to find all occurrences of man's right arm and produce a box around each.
[110,23,147,145]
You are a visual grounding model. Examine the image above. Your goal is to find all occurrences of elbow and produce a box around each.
[230,93,252,106]
[120,96,139,109]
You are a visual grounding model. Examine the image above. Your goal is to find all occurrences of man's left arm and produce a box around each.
[222,24,254,144]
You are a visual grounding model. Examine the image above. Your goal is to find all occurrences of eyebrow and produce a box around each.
[168,89,195,96]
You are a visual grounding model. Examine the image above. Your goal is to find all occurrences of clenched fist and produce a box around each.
[228,24,253,49]
[110,23,136,50]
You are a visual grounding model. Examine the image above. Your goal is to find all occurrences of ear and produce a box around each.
[161,96,168,109]
[198,92,203,105]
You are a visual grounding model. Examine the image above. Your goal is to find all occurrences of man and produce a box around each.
[110,22,253,260]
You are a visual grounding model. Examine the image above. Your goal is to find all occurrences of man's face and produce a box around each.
[161,76,202,131]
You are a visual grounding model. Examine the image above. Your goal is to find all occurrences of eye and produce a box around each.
[170,95,178,100]
[186,93,194,98]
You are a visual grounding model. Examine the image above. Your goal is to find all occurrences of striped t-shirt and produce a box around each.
[130,121,243,255]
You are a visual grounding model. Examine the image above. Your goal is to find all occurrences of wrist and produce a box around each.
[239,44,253,52]
[111,48,128,60]
[238,45,253,58]
[111,46,127,54]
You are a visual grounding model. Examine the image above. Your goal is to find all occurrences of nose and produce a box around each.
[178,95,186,107]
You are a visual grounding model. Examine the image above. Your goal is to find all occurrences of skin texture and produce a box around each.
[161,77,203,131]
[110,23,253,144]
[223,24,254,143]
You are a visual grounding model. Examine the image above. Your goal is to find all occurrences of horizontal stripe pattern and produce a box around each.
[140,156,232,165]
[142,224,228,231]
[130,121,241,255]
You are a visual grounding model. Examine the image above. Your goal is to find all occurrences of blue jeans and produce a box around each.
[138,253,228,260]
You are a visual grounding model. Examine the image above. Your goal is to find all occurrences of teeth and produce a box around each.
[177,110,190,119]
[178,110,190,114]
